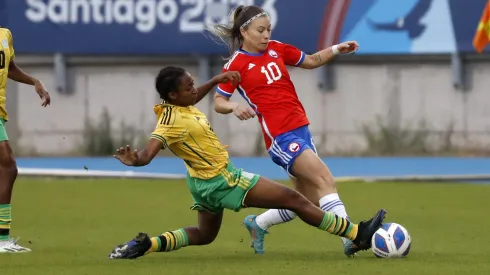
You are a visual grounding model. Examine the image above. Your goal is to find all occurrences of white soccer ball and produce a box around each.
[371,223,411,258]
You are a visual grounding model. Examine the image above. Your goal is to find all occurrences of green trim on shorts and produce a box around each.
[0,118,8,142]
[187,162,260,214]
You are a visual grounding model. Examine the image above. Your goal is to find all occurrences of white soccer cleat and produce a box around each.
[0,238,32,253]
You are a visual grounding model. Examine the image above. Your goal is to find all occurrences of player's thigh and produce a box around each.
[0,120,15,168]
[187,175,222,215]
[187,164,260,213]
[290,149,336,192]
[269,125,324,180]
[243,176,310,211]
[219,168,260,212]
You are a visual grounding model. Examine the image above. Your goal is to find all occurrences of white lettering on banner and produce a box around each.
[25,0,277,33]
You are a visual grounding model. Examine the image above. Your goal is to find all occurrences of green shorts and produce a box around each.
[0,118,8,142]
[187,162,260,214]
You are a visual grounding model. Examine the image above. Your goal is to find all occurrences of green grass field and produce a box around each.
[2,178,489,275]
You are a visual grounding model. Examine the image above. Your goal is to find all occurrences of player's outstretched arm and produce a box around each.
[8,61,51,107]
[214,94,256,121]
[114,139,161,167]
[213,93,239,114]
[299,41,359,70]
[195,71,241,104]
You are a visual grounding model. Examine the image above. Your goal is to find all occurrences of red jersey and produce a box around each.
[217,40,310,150]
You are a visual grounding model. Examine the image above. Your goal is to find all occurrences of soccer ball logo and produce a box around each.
[372,223,411,258]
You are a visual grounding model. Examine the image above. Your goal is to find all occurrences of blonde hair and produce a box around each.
[207,5,267,59]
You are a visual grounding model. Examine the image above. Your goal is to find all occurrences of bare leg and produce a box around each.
[147,210,223,253]
[243,176,385,253]
[245,177,349,232]
[109,211,224,259]
[0,141,18,243]
[253,150,352,249]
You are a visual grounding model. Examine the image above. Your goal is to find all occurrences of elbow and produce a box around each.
[213,102,228,114]
[213,104,221,113]
[213,96,230,114]
[305,61,320,70]
[213,100,222,113]
[299,58,317,70]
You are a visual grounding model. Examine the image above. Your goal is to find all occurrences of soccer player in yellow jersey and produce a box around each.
[108,66,385,259]
[0,27,50,253]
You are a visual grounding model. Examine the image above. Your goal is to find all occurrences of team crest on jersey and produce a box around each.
[268,49,278,58]
[288,142,300,153]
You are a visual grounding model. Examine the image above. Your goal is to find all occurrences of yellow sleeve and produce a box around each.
[7,29,14,60]
[150,122,188,149]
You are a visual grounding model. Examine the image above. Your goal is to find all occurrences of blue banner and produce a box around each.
[338,0,488,54]
[0,0,487,55]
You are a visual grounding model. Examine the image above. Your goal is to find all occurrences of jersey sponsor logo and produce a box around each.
[248,63,255,70]
[288,142,300,153]
[268,49,278,58]
[1,39,8,48]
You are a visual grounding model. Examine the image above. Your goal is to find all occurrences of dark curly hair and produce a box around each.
[155,66,186,103]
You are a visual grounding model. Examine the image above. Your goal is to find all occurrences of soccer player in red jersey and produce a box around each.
[211,5,362,256]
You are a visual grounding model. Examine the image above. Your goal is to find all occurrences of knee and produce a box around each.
[317,170,336,189]
[292,157,336,190]
[0,154,17,176]
[297,170,337,192]
[197,231,218,245]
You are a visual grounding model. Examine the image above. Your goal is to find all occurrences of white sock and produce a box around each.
[255,209,298,230]
[319,193,351,245]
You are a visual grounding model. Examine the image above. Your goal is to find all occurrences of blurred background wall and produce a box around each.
[2,0,490,157]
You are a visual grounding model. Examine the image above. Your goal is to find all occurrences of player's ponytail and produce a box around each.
[207,5,266,59]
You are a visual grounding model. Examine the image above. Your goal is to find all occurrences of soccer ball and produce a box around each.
[371,223,411,258]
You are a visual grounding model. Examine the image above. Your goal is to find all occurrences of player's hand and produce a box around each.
[233,105,256,120]
[34,80,51,107]
[114,145,139,166]
[214,71,241,86]
[337,41,359,54]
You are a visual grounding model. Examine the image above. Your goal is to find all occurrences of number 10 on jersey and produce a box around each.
[261,62,282,84]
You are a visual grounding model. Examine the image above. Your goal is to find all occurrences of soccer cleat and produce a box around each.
[0,238,31,253]
[352,209,386,251]
[343,240,359,257]
[108,232,152,259]
[243,215,268,254]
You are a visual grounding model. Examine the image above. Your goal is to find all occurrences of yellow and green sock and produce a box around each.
[0,204,11,242]
[318,212,358,240]
[146,229,189,254]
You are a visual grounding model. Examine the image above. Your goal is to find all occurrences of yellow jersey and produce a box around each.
[151,103,229,179]
[0,28,15,120]
[0,28,15,121]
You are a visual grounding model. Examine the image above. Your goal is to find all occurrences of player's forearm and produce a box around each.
[132,150,153,166]
[7,61,39,86]
[302,47,338,69]
[213,95,239,114]
[196,76,221,104]
[130,138,163,166]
